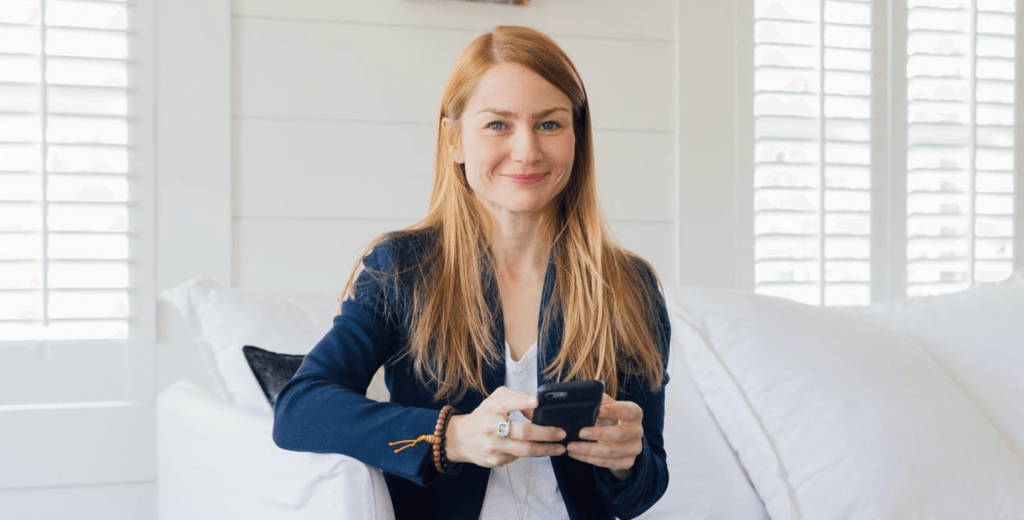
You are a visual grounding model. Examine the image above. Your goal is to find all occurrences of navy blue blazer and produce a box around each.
[273,231,671,520]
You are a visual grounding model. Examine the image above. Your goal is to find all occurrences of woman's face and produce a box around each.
[451,63,575,218]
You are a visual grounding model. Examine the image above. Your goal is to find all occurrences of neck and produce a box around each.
[482,205,553,283]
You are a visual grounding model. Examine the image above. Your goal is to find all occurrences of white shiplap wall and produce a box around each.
[231,0,679,295]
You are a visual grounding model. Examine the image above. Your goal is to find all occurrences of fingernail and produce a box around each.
[556,430,566,440]
[578,430,589,440]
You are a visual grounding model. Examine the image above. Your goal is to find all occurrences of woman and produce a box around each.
[273,26,671,520]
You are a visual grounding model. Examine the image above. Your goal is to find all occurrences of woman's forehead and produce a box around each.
[465,63,571,116]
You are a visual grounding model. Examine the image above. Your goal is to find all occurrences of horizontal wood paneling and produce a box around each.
[593,131,674,222]
[234,218,673,294]
[0,403,155,489]
[232,18,674,131]
[233,217,417,294]
[234,0,675,42]
[608,221,675,281]
[233,119,435,220]
[0,481,154,520]
[559,36,674,132]
[234,118,674,222]
[0,344,125,406]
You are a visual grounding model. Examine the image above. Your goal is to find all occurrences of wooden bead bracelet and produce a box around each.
[388,404,462,475]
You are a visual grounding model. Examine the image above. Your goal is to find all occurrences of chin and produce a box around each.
[489,198,545,214]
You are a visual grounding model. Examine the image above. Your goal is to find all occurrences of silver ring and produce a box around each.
[496,419,510,438]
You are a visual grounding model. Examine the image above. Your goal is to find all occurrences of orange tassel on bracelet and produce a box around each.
[389,404,460,474]
[389,434,439,454]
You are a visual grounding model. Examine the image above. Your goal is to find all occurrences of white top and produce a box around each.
[478,340,571,520]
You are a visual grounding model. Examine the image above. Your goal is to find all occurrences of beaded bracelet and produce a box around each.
[430,405,452,473]
[439,407,463,475]
[388,404,462,475]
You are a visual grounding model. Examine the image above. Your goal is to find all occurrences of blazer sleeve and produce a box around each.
[592,260,672,519]
[272,239,443,487]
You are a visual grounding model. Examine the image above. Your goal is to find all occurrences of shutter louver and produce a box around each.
[906,0,1017,297]
[754,0,874,306]
[0,0,132,341]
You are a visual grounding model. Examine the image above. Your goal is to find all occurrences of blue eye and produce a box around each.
[487,121,507,131]
[539,121,561,131]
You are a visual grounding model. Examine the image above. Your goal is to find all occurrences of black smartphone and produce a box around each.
[531,380,605,444]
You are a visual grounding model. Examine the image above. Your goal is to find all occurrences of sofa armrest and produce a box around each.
[157,379,394,520]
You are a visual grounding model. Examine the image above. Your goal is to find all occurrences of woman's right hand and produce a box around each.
[444,386,567,468]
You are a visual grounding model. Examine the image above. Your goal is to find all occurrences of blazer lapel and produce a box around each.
[481,261,506,397]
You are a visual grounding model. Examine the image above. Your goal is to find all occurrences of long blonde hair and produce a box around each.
[340,26,666,401]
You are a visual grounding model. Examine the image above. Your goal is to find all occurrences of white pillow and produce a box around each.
[161,277,388,416]
[672,287,1024,520]
[862,277,1024,463]
[639,284,768,519]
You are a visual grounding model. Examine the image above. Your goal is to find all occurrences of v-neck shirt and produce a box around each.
[478,340,571,520]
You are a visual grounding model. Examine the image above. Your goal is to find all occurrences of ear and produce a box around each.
[441,116,464,164]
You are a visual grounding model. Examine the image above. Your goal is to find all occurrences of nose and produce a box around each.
[510,127,543,165]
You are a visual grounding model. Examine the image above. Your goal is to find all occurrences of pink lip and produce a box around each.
[506,173,547,185]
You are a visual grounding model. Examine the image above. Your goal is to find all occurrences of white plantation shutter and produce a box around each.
[753,0,874,306]
[906,0,1017,297]
[1,0,132,340]
[753,0,1019,305]
[0,0,155,404]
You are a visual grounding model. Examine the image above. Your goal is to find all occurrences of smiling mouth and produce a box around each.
[505,173,548,180]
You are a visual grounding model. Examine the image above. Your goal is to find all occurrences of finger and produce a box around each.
[597,401,643,423]
[487,387,539,415]
[486,453,519,469]
[566,439,642,460]
[501,439,567,458]
[566,452,636,472]
[577,424,638,443]
[595,394,616,425]
[509,421,565,443]
[521,407,534,421]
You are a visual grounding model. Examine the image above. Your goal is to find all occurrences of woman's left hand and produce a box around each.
[567,393,644,480]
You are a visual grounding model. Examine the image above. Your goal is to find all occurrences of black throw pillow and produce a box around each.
[242,345,304,409]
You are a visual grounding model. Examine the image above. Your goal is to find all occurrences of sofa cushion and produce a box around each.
[862,276,1024,463]
[161,277,364,415]
[640,285,769,520]
[672,287,1024,520]
[242,345,305,409]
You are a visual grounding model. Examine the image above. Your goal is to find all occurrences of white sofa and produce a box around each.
[158,272,1024,520]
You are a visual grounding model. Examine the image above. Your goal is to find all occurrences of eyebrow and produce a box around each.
[475,107,570,119]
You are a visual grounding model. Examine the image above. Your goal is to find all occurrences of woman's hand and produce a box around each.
[445,386,567,468]
[565,394,644,480]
